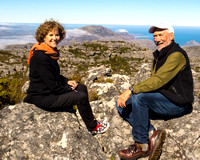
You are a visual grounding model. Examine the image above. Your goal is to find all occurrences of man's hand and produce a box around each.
[67,80,78,90]
[117,89,132,108]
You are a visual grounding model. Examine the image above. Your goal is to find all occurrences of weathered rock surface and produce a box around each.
[1,64,200,160]
[1,41,200,159]
[0,103,107,160]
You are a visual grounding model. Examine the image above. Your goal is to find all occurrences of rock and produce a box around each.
[133,63,151,84]
[21,81,30,94]
[1,41,200,160]
[0,103,107,160]
[84,65,112,86]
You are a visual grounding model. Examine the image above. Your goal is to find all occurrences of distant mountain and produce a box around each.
[59,25,136,46]
[182,40,200,47]
[80,25,118,37]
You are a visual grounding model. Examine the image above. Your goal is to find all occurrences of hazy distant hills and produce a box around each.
[0,23,36,36]
[59,25,156,49]
[2,24,199,50]
[60,25,136,44]
[3,24,156,50]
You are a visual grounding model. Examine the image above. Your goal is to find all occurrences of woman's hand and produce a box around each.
[67,80,78,90]
[117,89,132,108]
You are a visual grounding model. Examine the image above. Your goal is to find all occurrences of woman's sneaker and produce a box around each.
[91,118,109,135]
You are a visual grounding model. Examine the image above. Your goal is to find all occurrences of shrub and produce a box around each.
[101,56,132,75]
[88,89,100,101]
[119,47,131,53]
[0,78,27,109]
[94,75,114,83]
[68,72,83,83]
[0,50,13,63]
[68,48,86,58]
[105,78,114,83]
[83,42,108,53]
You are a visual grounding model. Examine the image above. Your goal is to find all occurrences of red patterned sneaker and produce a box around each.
[90,118,109,135]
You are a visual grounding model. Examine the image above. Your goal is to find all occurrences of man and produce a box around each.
[116,23,194,160]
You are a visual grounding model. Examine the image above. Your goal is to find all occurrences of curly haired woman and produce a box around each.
[24,19,109,135]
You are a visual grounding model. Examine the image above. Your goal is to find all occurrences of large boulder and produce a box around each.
[0,103,107,160]
[1,64,200,160]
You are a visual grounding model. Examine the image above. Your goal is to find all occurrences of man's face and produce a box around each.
[153,29,174,51]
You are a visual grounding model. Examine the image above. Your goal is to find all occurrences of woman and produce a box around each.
[24,19,109,135]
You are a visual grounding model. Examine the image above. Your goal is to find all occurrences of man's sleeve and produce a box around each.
[133,52,186,93]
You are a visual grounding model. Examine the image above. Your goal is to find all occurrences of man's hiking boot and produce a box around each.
[148,130,166,160]
[118,142,150,160]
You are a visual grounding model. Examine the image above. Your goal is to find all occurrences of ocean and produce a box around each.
[0,23,200,49]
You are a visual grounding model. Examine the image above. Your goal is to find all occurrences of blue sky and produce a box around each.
[0,0,200,26]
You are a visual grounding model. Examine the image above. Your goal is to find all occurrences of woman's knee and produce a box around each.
[77,84,88,93]
[77,92,89,103]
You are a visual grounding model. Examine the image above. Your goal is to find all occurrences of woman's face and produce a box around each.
[44,30,60,48]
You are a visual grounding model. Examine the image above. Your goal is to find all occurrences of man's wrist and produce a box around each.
[129,86,134,95]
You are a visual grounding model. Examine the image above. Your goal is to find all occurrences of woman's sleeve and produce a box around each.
[35,55,71,94]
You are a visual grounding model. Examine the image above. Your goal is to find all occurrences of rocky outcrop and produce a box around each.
[183,46,200,58]
[0,103,107,160]
[5,43,34,50]
[1,64,200,160]
[1,40,200,159]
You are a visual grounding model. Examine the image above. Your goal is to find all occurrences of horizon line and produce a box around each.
[0,22,200,27]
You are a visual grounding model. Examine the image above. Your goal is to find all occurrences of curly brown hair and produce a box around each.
[35,19,66,43]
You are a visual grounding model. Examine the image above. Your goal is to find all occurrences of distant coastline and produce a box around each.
[0,22,200,49]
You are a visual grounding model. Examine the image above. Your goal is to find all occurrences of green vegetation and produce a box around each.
[0,78,27,109]
[0,50,16,64]
[88,89,100,101]
[194,66,200,72]
[105,78,114,83]
[101,56,137,76]
[68,48,87,58]
[119,47,131,53]
[0,50,26,65]
[94,75,114,83]
[83,42,108,53]
[0,49,29,109]
[68,72,83,84]
[110,156,115,160]
[59,59,68,68]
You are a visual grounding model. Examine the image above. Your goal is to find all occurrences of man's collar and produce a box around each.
[153,41,175,59]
